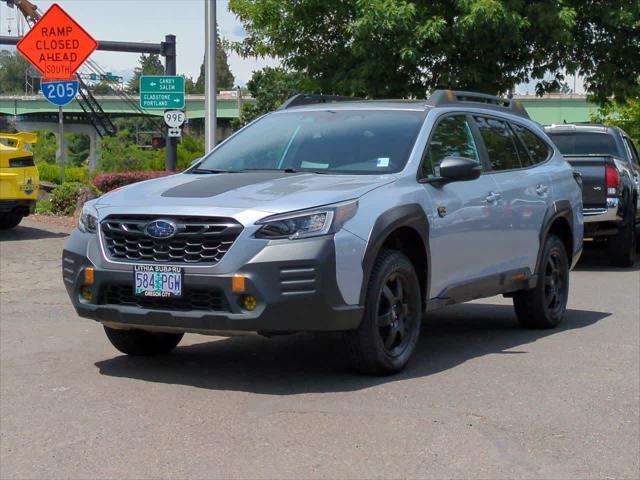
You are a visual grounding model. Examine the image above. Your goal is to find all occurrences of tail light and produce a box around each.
[605,164,619,196]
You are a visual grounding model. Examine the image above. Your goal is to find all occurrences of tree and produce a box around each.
[0,50,40,94]
[228,0,640,102]
[191,30,235,93]
[592,99,640,146]
[126,54,165,93]
[236,67,312,125]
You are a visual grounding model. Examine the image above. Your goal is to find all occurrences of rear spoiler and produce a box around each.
[0,132,38,150]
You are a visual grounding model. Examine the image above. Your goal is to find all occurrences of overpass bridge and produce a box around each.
[0,94,597,168]
[0,93,596,123]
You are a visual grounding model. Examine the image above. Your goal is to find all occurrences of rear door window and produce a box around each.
[473,116,522,171]
[512,124,552,165]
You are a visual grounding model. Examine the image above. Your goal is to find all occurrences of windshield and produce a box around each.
[547,131,620,156]
[194,109,425,174]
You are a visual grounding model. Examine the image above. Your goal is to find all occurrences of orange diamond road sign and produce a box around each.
[16,3,98,80]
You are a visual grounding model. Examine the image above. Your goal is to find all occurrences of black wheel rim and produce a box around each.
[544,250,567,317]
[377,272,414,357]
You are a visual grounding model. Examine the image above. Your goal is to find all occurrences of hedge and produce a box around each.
[37,163,87,184]
[92,171,173,193]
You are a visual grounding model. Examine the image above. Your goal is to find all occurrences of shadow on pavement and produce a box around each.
[0,225,68,242]
[95,304,610,394]
[574,241,640,272]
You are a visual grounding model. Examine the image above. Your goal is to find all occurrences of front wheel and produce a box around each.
[346,249,422,375]
[0,213,23,230]
[104,326,183,356]
[513,235,569,329]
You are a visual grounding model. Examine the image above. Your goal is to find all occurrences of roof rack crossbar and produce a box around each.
[280,93,362,110]
[427,89,530,119]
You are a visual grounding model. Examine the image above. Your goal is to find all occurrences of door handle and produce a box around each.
[485,192,502,204]
[535,184,549,196]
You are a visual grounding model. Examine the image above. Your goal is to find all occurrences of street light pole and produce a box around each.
[204,0,217,152]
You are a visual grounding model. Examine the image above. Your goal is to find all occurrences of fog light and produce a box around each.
[242,294,257,311]
[84,267,94,284]
[80,285,93,301]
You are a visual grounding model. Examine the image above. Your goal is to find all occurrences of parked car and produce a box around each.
[545,124,640,266]
[63,91,583,375]
[0,132,39,229]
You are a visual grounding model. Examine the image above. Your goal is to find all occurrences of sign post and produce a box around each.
[58,106,66,183]
[40,78,80,181]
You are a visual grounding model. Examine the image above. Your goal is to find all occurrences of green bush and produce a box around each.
[37,164,87,184]
[38,163,61,183]
[35,199,53,215]
[50,182,83,216]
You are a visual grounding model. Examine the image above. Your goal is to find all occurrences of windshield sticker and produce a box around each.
[377,157,390,168]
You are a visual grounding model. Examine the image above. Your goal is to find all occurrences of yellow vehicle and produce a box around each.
[0,132,39,229]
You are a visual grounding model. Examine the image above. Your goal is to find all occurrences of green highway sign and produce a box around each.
[139,75,185,110]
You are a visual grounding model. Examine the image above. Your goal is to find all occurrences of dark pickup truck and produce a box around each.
[545,124,640,267]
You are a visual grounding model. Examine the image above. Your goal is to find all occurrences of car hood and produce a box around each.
[95,171,397,214]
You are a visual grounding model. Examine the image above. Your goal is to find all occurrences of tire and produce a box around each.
[513,235,569,329]
[346,249,422,375]
[0,213,23,230]
[104,326,183,356]
[608,204,637,267]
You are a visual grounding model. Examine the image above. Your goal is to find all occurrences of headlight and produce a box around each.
[255,200,358,240]
[78,203,98,233]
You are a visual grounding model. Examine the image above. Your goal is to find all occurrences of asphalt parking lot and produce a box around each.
[1,219,639,480]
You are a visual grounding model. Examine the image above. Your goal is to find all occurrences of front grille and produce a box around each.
[100,215,243,265]
[101,283,228,312]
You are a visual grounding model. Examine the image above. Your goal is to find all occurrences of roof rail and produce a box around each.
[427,89,530,119]
[280,93,362,110]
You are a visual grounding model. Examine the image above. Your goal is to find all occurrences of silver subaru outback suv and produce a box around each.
[63,90,583,374]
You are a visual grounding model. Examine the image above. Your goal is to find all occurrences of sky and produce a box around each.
[0,0,277,86]
[0,0,584,94]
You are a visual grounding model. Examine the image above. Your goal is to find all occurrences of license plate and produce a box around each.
[134,265,183,298]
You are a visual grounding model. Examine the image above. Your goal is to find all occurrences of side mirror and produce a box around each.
[189,157,202,167]
[421,156,482,185]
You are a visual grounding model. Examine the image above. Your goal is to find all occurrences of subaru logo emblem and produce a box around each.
[145,220,177,239]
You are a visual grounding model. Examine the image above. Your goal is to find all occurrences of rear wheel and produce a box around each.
[513,235,569,329]
[0,213,23,230]
[104,326,183,356]
[609,204,637,267]
[346,249,422,375]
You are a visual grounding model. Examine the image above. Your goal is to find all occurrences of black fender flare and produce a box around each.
[359,204,431,306]
[535,199,575,275]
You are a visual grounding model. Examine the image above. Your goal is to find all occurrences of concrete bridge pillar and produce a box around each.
[16,120,101,171]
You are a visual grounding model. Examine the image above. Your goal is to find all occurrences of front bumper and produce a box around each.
[62,230,363,334]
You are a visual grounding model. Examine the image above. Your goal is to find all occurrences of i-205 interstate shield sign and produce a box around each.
[41,79,79,107]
